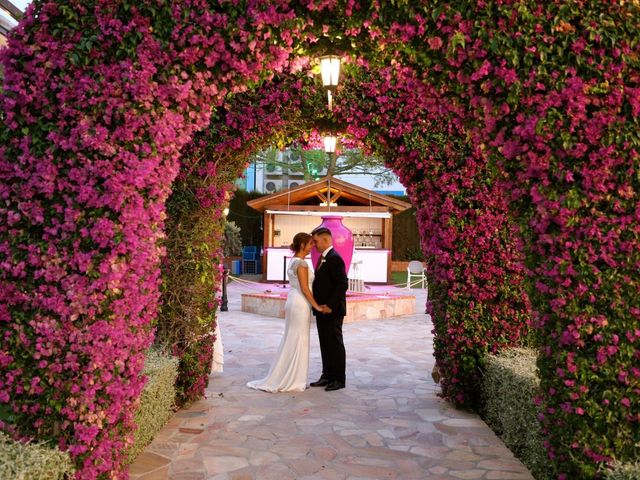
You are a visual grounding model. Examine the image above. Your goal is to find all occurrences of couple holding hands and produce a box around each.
[247,226,349,393]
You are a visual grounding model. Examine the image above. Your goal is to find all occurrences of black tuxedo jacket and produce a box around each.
[312,248,349,318]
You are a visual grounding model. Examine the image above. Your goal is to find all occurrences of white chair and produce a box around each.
[407,261,427,289]
[349,258,364,293]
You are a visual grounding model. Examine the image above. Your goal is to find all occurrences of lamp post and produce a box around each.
[324,135,337,209]
[220,205,231,312]
[319,55,341,111]
[220,267,229,312]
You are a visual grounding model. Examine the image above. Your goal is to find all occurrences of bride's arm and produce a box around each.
[297,264,322,311]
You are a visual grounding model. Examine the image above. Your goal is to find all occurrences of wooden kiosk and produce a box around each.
[247,177,412,283]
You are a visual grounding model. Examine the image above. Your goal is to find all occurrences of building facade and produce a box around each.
[238,150,407,197]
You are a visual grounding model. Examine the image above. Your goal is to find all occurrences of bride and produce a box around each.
[247,232,324,392]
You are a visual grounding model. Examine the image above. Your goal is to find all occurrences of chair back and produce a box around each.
[407,260,425,274]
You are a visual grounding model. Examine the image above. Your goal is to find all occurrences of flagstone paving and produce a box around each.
[131,280,534,480]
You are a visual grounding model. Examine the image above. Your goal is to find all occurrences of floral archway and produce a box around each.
[1,1,638,478]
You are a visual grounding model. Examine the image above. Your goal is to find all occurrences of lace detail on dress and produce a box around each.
[288,258,313,291]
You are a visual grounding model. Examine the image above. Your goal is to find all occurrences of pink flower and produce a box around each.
[428,37,443,49]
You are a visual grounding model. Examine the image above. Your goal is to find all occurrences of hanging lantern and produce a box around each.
[319,55,341,88]
[324,135,337,154]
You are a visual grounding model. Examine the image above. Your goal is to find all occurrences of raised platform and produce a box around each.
[241,291,415,323]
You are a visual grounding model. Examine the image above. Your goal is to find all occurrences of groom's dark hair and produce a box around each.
[311,226,332,236]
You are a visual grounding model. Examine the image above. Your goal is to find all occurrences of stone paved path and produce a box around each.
[130,280,533,480]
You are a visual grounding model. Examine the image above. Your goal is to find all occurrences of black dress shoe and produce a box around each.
[309,378,330,387]
[324,381,345,391]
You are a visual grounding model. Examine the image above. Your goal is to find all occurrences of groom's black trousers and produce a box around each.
[315,313,346,384]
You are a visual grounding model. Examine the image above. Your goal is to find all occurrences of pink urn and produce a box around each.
[311,215,354,272]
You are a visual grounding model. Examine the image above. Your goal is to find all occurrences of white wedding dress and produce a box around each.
[247,258,313,392]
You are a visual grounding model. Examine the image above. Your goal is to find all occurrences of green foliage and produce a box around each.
[0,432,74,480]
[223,221,243,257]
[127,349,178,463]
[481,349,551,480]
[254,145,396,182]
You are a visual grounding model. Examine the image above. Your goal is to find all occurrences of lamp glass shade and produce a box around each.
[320,55,341,87]
[324,135,337,154]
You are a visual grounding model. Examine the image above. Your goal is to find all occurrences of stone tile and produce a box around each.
[445,450,485,462]
[311,446,337,462]
[472,446,515,456]
[130,452,172,475]
[440,459,478,470]
[203,456,249,475]
[485,472,534,480]
[254,462,296,480]
[248,450,279,466]
[149,442,181,458]
[268,442,311,459]
[227,468,254,480]
[170,473,206,480]
[477,458,531,471]
[135,466,169,479]
[428,466,449,474]
[332,461,397,478]
[170,458,206,474]
[286,457,326,476]
[299,469,346,480]
[449,470,487,479]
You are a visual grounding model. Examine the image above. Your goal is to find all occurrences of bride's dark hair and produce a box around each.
[290,232,312,253]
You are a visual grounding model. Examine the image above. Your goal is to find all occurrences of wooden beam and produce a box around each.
[247,176,412,213]
[384,217,393,283]
[0,0,23,20]
[261,213,272,281]
[267,205,389,213]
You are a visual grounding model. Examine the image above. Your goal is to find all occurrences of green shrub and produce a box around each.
[0,431,74,480]
[224,220,243,257]
[481,348,551,480]
[603,462,640,480]
[127,348,179,462]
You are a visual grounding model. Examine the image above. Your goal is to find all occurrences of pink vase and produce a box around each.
[311,216,354,272]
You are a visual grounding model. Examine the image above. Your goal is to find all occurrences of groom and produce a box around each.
[310,226,349,391]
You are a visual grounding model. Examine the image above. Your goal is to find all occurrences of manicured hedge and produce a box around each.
[0,431,74,480]
[127,349,179,463]
[481,348,550,480]
[603,462,640,480]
